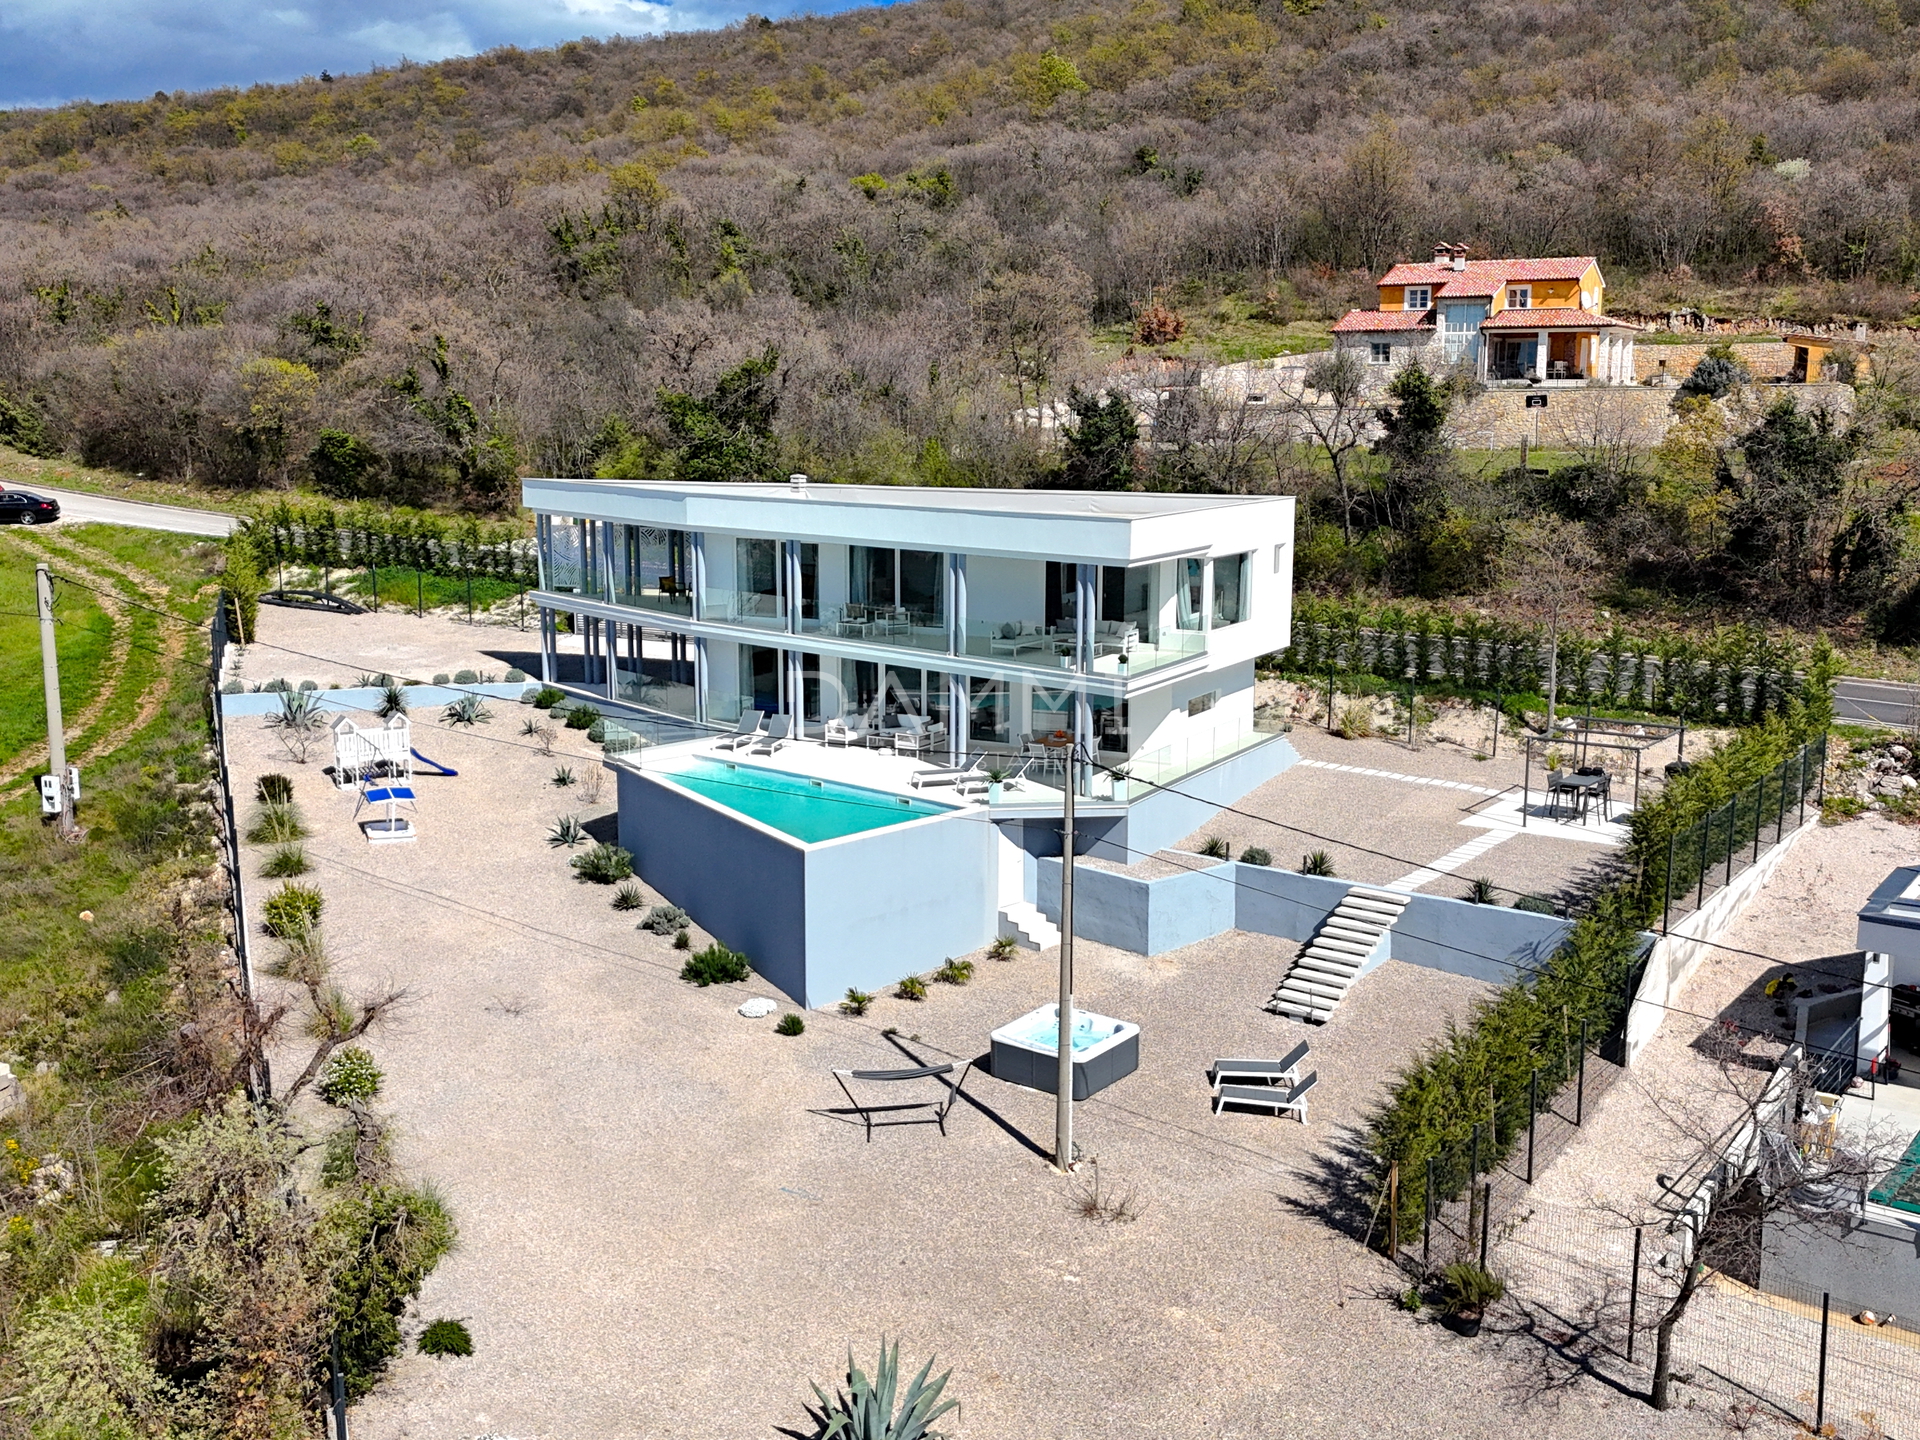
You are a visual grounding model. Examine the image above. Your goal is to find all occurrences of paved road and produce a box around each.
[1835,676,1920,728]
[4,483,237,537]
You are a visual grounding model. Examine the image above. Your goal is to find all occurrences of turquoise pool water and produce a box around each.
[660,758,951,843]
[996,1007,1127,1054]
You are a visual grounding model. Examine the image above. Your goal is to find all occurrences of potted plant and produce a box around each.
[1110,762,1132,802]
[985,766,1010,802]
[1438,1262,1504,1336]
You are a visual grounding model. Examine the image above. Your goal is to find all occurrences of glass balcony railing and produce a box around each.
[799,604,948,653]
[702,590,787,629]
[611,577,693,617]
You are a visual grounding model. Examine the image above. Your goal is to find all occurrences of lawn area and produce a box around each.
[0,444,251,513]
[1093,298,1333,362]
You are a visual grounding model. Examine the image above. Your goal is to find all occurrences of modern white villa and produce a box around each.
[520,476,1300,1004]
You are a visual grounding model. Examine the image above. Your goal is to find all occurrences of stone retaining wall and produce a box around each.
[1447,381,1854,450]
[1635,339,1795,383]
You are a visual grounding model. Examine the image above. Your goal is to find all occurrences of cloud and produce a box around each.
[0,0,840,109]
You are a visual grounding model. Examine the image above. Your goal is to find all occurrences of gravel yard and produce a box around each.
[223,609,1734,1438]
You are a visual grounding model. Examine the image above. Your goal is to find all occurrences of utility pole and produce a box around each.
[1055,742,1077,1173]
[35,564,76,839]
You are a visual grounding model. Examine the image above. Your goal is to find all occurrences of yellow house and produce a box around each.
[1783,332,1871,384]
[1333,244,1638,383]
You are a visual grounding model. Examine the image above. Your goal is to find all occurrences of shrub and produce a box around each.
[1239,846,1272,866]
[570,842,634,884]
[548,705,574,721]
[552,765,576,788]
[256,773,294,805]
[453,669,479,685]
[532,686,565,708]
[298,679,318,691]
[1513,894,1557,914]
[896,975,928,1001]
[674,928,691,950]
[260,678,291,693]
[1439,1262,1505,1316]
[432,673,450,686]
[442,694,492,727]
[326,1185,455,1398]
[933,957,974,985]
[841,988,874,1015]
[262,844,309,878]
[1299,849,1335,876]
[1199,835,1230,859]
[681,944,751,985]
[417,1318,474,1358]
[505,668,527,683]
[376,683,409,720]
[641,903,691,935]
[587,718,608,743]
[1132,299,1185,345]
[262,882,323,937]
[546,814,587,847]
[317,1046,383,1105]
[988,935,1018,960]
[1337,701,1374,739]
[1466,876,1496,904]
[611,881,647,911]
[247,803,309,844]
[775,1013,806,1036]
[565,704,602,731]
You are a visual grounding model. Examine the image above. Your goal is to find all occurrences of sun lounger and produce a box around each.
[909,755,985,790]
[832,1062,974,1142]
[749,715,792,754]
[1213,1071,1316,1121]
[1209,1041,1310,1091]
[714,711,765,751]
[953,758,1028,797]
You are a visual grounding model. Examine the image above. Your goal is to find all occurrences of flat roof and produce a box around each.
[519,478,1294,565]
[1859,864,1920,951]
[523,478,1281,520]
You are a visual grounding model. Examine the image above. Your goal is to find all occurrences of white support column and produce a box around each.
[1535,329,1549,381]
[540,607,553,684]
[949,672,966,765]
[694,635,709,727]
[605,619,619,702]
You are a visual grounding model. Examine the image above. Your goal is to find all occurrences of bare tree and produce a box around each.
[1502,515,1602,741]
[262,927,410,1107]
[1129,355,1284,493]
[1603,1045,1900,1410]
[1273,350,1375,543]
[970,259,1093,418]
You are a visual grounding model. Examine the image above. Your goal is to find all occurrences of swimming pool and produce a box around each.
[657,757,952,843]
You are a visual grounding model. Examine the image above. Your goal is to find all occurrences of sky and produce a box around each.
[0,0,849,110]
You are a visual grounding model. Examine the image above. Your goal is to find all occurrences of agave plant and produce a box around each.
[546,814,587,848]
[376,683,409,720]
[804,1339,957,1440]
[442,694,493,727]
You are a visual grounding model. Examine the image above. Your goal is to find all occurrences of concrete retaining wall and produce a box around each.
[1625,818,1817,1066]
[615,762,996,1008]
[220,681,534,717]
[1036,853,1576,984]
[1763,1208,1920,1323]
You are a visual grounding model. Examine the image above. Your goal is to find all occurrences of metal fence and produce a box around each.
[1658,735,1827,932]
[1488,1196,1920,1438]
[209,594,268,1101]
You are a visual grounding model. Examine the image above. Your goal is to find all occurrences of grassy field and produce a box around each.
[0,539,113,773]
[1092,299,1334,363]
[0,444,253,513]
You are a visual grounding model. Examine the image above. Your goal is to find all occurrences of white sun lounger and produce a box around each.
[714,711,765,751]
[1209,1041,1310,1091]
[1213,1071,1316,1121]
[749,715,792,755]
[909,755,985,790]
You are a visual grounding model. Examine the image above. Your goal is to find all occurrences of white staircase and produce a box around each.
[1265,886,1411,1024]
[999,901,1060,951]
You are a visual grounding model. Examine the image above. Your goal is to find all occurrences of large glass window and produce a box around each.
[900,550,943,624]
[1177,557,1204,631]
[969,676,1009,744]
[1212,552,1249,627]
[734,537,783,628]
[610,525,691,616]
[850,546,895,608]
[542,517,593,596]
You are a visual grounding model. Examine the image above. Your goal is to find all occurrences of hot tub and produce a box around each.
[989,1004,1140,1100]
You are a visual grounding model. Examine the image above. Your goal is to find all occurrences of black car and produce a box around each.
[0,490,58,524]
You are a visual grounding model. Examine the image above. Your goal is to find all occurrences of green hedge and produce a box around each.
[1281,598,1829,726]
[236,499,535,586]
[1367,672,1834,1249]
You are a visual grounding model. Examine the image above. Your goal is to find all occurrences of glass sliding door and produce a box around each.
[733,538,784,628]
[610,525,692,616]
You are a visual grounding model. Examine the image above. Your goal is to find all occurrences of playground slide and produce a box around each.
[409,749,458,777]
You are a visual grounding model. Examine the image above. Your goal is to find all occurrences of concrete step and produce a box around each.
[1264,882,1407,1026]
[998,901,1059,951]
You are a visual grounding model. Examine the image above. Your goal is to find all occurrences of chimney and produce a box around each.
[1432,242,1452,265]
[789,472,809,492]
[1451,247,1466,271]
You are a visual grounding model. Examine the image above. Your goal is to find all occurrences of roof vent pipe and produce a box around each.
[789,472,808,491]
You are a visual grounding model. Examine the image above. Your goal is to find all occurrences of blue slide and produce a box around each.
[410,749,458,777]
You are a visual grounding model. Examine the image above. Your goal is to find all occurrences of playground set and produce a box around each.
[327,713,458,844]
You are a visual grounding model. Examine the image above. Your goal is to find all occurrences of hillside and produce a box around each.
[0,0,1916,505]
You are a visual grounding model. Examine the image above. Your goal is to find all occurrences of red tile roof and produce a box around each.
[1330,307,1435,333]
[1378,256,1599,293]
[1480,307,1634,330]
